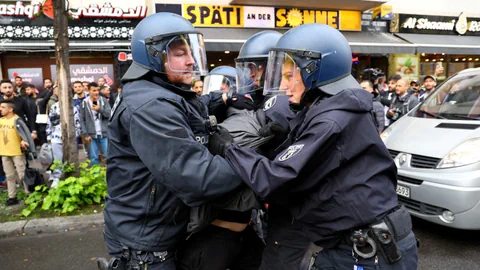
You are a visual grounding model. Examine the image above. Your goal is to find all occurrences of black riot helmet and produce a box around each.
[235,31,283,102]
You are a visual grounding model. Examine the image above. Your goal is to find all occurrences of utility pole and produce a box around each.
[53,0,79,174]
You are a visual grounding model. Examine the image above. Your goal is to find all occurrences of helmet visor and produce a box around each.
[203,74,236,95]
[165,33,208,76]
[235,60,266,95]
[264,51,300,96]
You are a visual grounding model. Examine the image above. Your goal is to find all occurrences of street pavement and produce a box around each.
[1,216,479,269]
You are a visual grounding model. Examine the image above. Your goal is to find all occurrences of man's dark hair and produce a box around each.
[98,77,106,81]
[14,76,22,80]
[0,79,14,87]
[361,80,374,89]
[0,99,15,110]
[88,82,99,90]
[388,74,402,82]
[72,81,83,86]
[82,81,89,85]
[25,83,35,89]
[192,79,203,87]
[44,78,52,83]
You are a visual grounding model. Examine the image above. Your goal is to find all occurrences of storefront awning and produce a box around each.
[201,28,416,54]
[395,33,480,55]
[0,40,130,52]
[343,32,416,54]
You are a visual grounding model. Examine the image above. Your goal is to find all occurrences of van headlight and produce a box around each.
[437,138,480,168]
[380,126,393,144]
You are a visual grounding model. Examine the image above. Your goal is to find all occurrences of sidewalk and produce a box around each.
[0,212,104,238]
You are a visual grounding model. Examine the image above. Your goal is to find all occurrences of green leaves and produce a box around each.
[405,58,412,68]
[21,161,106,217]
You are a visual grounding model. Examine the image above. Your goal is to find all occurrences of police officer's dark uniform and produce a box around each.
[232,30,314,270]
[177,66,264,270]
[210,24,418,270]
[101,13,243,270]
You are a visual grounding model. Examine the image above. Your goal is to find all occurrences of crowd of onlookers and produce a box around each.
[0,75,119,206]
[359,71,439,132]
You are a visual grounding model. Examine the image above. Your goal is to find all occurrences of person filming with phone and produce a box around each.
[79,82,111,165]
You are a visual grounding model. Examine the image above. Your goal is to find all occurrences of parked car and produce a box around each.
[381,68,480,229]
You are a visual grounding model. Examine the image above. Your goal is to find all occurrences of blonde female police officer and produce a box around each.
[209,24,418,270]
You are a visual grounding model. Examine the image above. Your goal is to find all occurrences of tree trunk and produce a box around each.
[53,0,79,175]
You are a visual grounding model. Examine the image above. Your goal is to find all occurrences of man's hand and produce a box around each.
[208,126,233,157]
[31,131,37,140]
[387,109,394,117]
[84,136,92,143]
[258,121,288,138]
[91,104,100,112]
[20,140,29,150]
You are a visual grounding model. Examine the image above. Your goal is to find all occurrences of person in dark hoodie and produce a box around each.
[178,66,265,270]
[209,24,418,270]
[360,80,385,133]
[99,13,243,270]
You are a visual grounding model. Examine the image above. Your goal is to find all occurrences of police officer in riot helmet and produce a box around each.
[99,13,243,270]
[235,31,295,155]
[234,30,312,270]
[203,66,237,94]
[209,24,418,270]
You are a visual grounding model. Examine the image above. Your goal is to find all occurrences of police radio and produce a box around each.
[206,115,218,134]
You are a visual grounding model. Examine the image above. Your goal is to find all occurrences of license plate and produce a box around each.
[396,184,410,198]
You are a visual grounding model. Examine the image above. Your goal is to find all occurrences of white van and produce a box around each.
[381,68,480,229]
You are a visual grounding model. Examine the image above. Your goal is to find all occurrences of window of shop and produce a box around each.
[420,53,480,82]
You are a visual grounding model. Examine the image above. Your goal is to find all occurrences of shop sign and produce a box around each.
[0,1,41,20]
[391,12,480,36]
[50,64,114,85]
[69,3,148,20]
[0,1,145,40]
[274,8,361,30]
[155,4,360,30]
[388,54,419,81]
[372,5,392,21]
[8,68,44,90]
[362,11,388,32]
[243,6,275,28]
[182,4,244,27]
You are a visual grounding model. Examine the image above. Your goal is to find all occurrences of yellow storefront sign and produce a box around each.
[182,4,244,27]
[275,8,361,30]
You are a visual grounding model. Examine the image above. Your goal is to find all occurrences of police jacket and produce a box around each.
[225,88,398,247]
[199,92,228,123]
[105,74,243,252]
[188,96,294,233]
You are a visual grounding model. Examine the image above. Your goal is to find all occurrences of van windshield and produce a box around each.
[414,71,480,120]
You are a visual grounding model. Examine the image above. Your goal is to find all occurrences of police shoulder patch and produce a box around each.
[278,144,304,161]
[263,96,277,111]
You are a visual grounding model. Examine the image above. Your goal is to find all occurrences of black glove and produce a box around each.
[208,126,233,157]
[258,121,289,138]
[226,91,257,111]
